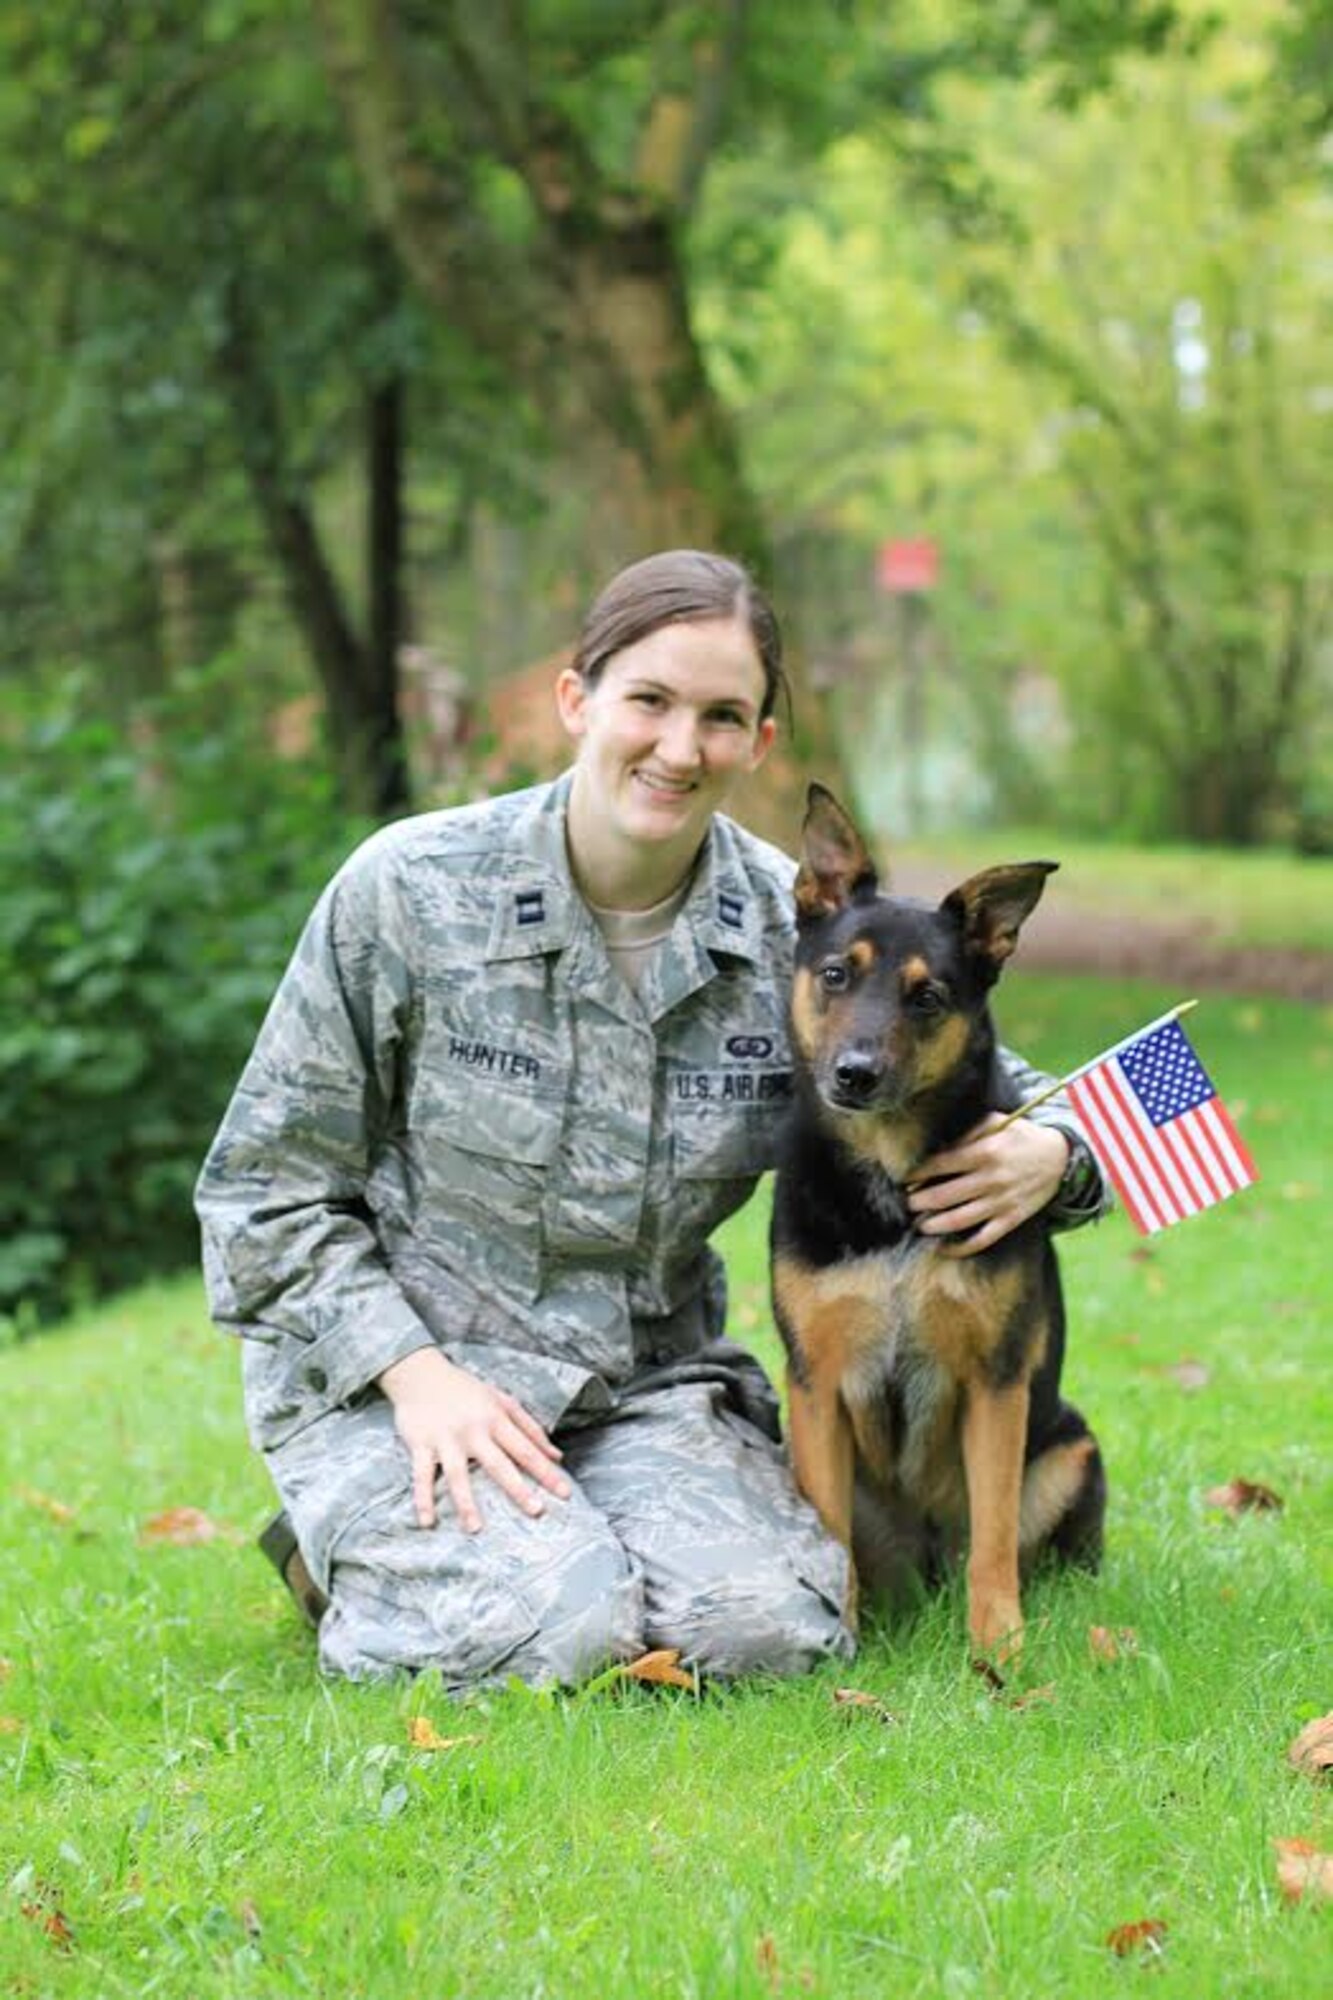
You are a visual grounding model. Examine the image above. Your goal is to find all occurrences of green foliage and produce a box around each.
[0,975,1328,1995]
[695,6,1333,845]
[0,675,367,1327]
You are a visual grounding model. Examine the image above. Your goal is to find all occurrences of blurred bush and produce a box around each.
[0,670,370,1333]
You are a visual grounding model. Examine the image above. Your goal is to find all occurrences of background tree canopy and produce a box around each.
[2,0,1330,1320]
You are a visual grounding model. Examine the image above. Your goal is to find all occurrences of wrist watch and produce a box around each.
[1056,1128,1100,1211]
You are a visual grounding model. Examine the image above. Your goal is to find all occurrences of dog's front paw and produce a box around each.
[969,1593,1024,1664]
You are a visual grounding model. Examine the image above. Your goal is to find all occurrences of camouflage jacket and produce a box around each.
[196,775,1105,1453]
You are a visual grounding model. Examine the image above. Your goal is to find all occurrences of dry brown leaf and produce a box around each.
[19,1882,75,1953]
[138,1506,225,1545]
[623,1648,694,1689]
[832,1687,899,1724]
[1166,1358,1210,1391]
[407,1716,482,1752]
[14,1484,76,1524]
[755,1933,781,1993]
[1089,1625,1140,1664]
[1204,1478,1284,1516]
[1274,1838,1333,1904]
[239,1898,262,1940]
[1287,1714,1333,1779]
[1105,1918,1168,1958]
[0,1657,12,1681]
[0,1715,24,1735]
[1008,1682,1057,1711]
[968,1659,1054,1708]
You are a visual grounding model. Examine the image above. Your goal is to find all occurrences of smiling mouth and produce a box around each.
[635,770,696,797]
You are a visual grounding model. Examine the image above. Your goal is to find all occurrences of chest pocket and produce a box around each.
[671,1104,783,1181]
[668,1101,784,1262]
[409,1068,566,1302]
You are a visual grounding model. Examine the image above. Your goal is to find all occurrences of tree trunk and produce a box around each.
[214,274,409,817]
[366,370,410,814]
[312,0,847,848]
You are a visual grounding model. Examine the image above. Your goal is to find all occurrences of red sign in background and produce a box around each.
[877,537,939,593]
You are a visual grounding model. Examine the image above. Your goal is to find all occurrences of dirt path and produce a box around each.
[887,863,1333,1004]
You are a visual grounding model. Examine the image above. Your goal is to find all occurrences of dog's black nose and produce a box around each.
[833,1052,880,1103]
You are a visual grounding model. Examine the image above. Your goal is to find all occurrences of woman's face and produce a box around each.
[556,614,776,868]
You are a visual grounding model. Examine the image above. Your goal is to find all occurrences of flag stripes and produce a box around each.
[1069,1047,1258,1237]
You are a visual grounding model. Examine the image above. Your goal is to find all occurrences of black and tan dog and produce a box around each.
[772,786,1105,1658]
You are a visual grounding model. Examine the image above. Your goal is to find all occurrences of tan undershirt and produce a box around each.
[586,880,691,994]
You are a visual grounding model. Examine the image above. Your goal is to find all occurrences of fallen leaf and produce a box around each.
[969,1657,1055,1709]
[755,1934,781,1993]
[832,1687,899,1724]
[1204,1478,1283,1516]
[138,1506,225,1545]
[1105,1918,1168,1958]
[406,1716,482,1752]
[0,1657,11,1681]
[1274,1838,1333,1904]
[14,1485,76,1524]
[623,1648,695,1690]
[1127,1247,1156,1266]
[1008,1682,1057,1711]
[1089,1626,1139,1663]
[1166,1358,1210,1391]
[239,1898,262,1939]
[0,1715,24,1735]
[18,1881,75,1953]
[1287,1714,1333,1778]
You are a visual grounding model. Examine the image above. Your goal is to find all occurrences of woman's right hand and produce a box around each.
[377,1348,571,1533]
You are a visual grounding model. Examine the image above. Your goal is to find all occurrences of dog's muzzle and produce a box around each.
[829,1050,883,1108]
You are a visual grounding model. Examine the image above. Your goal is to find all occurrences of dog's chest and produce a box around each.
[841,1238,1013,1408]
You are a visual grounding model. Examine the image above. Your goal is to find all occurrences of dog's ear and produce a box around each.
[795,783,879,924]
[941,862,1057,977]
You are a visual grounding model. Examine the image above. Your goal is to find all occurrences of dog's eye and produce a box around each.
[909,984,946,1014]
[819,962,849,992]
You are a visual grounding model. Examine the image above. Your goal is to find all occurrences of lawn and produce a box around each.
[2,974,1329,1998]
[892,831,1333,955]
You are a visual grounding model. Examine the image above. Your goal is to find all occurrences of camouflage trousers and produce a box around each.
[266,1355,854,1691]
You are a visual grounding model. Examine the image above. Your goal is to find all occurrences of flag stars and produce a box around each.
[1122,1023,1216,1126]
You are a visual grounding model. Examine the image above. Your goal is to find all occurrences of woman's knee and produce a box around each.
[505,1532,645,1688]
[654,1564,855,1681]
[319,1497,644,1688]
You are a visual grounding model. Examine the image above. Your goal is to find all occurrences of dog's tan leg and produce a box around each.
[787,1379,859,1627]
[960,1379,1030,1660]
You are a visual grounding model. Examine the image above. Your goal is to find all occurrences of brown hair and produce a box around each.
[573,549,788,724]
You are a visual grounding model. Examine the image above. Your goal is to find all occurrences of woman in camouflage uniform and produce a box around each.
[196,550,1107,1689]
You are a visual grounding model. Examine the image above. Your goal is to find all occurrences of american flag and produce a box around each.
[1067,1017,1258,1236]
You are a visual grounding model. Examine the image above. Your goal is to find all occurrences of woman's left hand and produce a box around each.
[905,1115,1069,1256]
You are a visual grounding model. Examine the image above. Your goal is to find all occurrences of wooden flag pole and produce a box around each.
[989,998,1200,1134]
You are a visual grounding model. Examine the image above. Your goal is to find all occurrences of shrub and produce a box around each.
[0,678,369,1330]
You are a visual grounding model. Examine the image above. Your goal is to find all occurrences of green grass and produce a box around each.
[891,831,1333,954]
[2,975,1330,1998]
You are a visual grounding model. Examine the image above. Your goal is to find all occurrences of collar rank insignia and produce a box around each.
[717,891,744,930]
[515,889,546,927]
